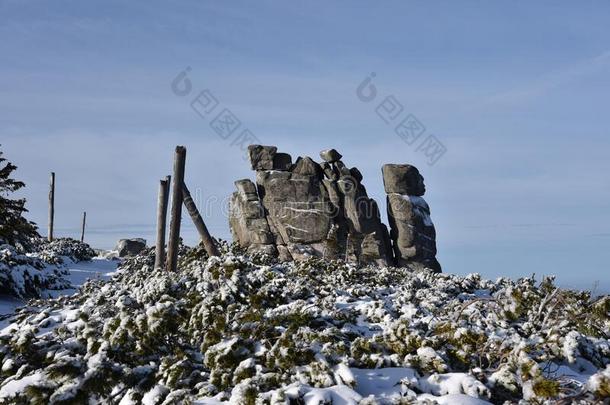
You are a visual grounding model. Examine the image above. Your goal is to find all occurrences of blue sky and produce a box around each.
[1,0,609,291]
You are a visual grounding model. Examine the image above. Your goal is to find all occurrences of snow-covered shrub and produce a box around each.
[586,365,610,398]
[0,238,95,299]
[0,244,608,404]
[0,243,70,299]
[30,237,97,264]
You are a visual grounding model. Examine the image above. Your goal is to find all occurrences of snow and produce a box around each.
[417,393,492,404]
[46,257,119,298]
[279,384,363,405]
[352,367,418,399]
[118,390,138,405]
[301,385,362,404]
[352,368,492,403]
[0,255,118,328]
[0,322,18,337]
[586,365,610,395]
[562,330,581,363]
[195,379,493,405]
[0,372,45,399]
[415,372,490,398]
[401,195,434,226]
[0,295,22,318]
[142,385,169,405]
[193,396,227,404]
[0,244,607,404]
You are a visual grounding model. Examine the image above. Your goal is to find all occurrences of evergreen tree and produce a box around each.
[0,145,39,247]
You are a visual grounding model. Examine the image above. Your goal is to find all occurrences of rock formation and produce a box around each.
[382,164,441,272]
[230,145,440,271]
[229,145,392,266]
[116,238,146,257]
[228,179,276,257]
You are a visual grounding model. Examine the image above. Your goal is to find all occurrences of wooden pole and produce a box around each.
[48,172,55,242]
[154,175,171,269]
[80,211,86,242]
[166,146,186,271]
[182,183,220,257]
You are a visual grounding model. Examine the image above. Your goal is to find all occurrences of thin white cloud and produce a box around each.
[486,50,610,105]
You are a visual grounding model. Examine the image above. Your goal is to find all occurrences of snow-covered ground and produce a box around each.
[0,257,118,327]
[194,368,495,404]
[46,257,119,297]
[0,245,608,404]
[0,296,22,321]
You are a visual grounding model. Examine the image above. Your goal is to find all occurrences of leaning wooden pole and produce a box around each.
[154,176,171,269]
[166,146,186,271]
[80,211,86,242]
[48,172,55,242]
[182,183,220,257]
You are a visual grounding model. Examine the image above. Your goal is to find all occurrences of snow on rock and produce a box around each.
[402,195,434,227]
[0,242,607,404]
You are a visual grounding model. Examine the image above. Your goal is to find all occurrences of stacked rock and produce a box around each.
[229,145,393,266]
[256,151,332,262]
[382,164,441,272]
[319,149,392,266]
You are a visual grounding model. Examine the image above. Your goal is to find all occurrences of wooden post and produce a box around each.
[48,172,55,242]
[154,175,171,269]
[80,211,86,242]
[182,183,220,257]
[166,146,186,271]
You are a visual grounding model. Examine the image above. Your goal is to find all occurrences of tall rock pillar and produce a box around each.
[382,164,441,272]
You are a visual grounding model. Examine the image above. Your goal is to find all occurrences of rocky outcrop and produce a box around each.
[230,146,440,271]
[383,164,441,272]
[256,154,334,261]
[229,145,393,266]
[247,145,277,170]
[228,179,277,256]
[325,155,392,267]
[116,238,146,257]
